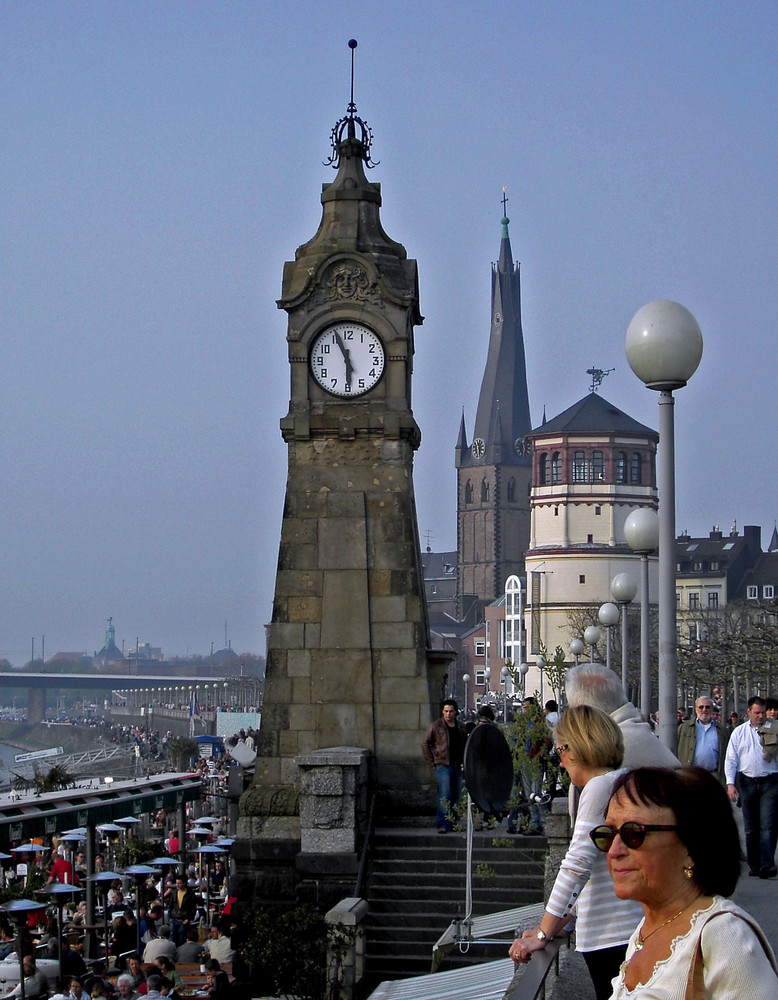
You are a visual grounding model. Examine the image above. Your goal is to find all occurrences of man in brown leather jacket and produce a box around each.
[422,699,467,833]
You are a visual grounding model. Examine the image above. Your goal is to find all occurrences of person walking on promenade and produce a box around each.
[725,695,778,878]
[422,698,467,833]
[677,695,730,783]
[565,662,680,769]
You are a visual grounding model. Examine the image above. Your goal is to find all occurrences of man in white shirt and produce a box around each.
[725,696,778,879]
[205,924,234,964]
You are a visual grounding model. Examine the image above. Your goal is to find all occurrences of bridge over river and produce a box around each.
[0,672,227,722]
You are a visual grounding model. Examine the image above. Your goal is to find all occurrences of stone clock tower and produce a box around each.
[239,90,446,861]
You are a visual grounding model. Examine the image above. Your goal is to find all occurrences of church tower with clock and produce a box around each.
[239,63,445,858]
[455,208,533,621]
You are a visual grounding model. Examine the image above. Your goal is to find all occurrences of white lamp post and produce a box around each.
[598,602,620,674]
[518,662,529,698]
[462,673,470,713]
[625,507,660,721]
[484,666,491,700]
[611,573,638,692]
[501,666,510,722]
[535,653,546,702]
[583,625,601,663]
[626,300,703,752]
[570,638,584,667]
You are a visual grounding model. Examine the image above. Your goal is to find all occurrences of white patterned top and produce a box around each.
[609,896,778,999]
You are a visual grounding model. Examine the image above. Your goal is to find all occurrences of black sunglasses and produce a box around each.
[589,822,678,852]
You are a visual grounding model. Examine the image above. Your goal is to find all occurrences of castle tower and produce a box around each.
[238,79,446,867]
[455,207,533,621]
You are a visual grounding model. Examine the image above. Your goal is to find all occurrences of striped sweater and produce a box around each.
[546,769,643,953]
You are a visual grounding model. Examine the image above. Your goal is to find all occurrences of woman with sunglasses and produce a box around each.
[509,706,643,999]
[595,767,778,998]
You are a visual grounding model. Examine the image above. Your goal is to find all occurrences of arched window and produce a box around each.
[539,452,550,485]
[630,452,642,485]
[507,478,516,502]
[481,479,490,502]
[591,450,604,482]
[616,451,627,484]
[465,480,473,504]
[573,450,587,483]
[552,452,562,484]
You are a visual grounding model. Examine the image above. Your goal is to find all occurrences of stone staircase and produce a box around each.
[363,827,547,986]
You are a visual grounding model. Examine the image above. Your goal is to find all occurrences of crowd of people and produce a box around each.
[0,830,251,1000]
[423,662,778,999]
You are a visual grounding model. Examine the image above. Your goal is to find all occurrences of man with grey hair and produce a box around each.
[677,695,729,782]
[565,662,680,768]
[145,976,165,1000]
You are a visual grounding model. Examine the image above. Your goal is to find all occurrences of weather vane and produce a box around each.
[325,39,379,169]
[586,366,615,393]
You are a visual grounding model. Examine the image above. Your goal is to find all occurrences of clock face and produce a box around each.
[471,438,485,459]
[310,322,385,398]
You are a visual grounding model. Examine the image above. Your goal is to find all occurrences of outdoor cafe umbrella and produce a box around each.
[0,899,46,1000]
[147,858,181,925]
[96,824,124,870]
[122,866,161,956]
[86,871,123,965]
[191,845,227,928]
[10,844,48,886]
[211,840,234,899]
[35,882,83,990]
[56,832,85,884]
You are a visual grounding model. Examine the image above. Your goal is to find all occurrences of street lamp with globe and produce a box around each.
[626,300,703,752]
[611,573,638,692]
[583,625,601,663]
[462,674,470,713]
[500,666,510,722]
[570,638,584,666]
[598,602,620,674]
[518,662,529,699]
[624,507,660,721]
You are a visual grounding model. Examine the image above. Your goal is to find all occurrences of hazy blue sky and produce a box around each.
[2,2,776,663]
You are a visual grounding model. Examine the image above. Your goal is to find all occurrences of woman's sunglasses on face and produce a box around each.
[589,821,678,852]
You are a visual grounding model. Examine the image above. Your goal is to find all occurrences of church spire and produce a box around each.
[469,195,532,465]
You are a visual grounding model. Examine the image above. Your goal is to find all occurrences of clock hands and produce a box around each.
[333,331,355,388]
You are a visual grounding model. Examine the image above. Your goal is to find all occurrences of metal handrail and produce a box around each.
[354,792,377,899]
[504,938,564,1000]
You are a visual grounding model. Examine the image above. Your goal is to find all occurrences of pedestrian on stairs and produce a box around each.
[422,699,467,833]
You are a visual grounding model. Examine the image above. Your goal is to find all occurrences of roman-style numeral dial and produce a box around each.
[310,322,385,397]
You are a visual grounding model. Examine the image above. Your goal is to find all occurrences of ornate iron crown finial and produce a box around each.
[325,38,379,169]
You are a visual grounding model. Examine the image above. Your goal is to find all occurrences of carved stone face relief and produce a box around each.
[311,260,383,307]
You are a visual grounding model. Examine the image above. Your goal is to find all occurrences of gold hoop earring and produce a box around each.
[683,865,694,879]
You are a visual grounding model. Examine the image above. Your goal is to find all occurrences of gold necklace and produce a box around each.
[635,898,698,951]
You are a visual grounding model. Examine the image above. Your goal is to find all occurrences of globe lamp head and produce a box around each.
[625,300,703,391]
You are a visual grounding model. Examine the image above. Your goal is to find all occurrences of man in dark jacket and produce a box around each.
[677,695,729,783]
[422,699,467,833]
[167,875,197,947]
